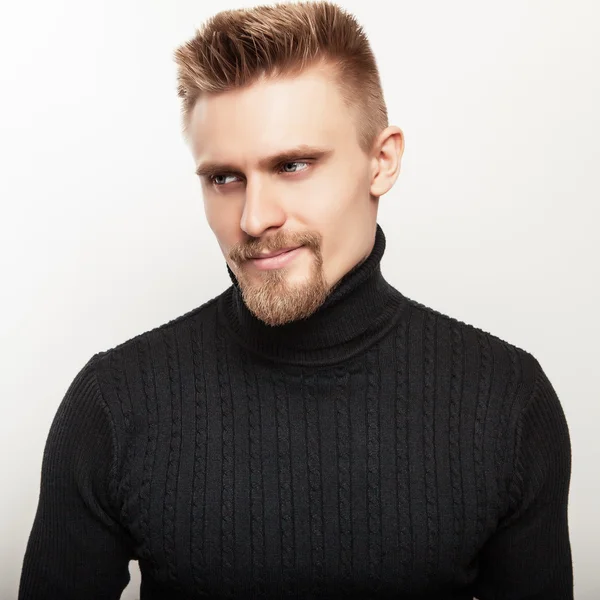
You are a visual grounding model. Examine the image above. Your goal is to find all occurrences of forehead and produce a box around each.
[188,66,357,162]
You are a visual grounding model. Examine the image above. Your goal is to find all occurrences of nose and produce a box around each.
[239,175,286,238]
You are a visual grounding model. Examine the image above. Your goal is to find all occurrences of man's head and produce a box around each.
[174,1,404,326]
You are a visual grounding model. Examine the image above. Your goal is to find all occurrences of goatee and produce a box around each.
[229,230,331,327]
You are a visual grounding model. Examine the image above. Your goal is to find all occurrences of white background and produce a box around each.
[1,0,598,598]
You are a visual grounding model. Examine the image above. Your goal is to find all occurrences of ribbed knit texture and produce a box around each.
[19,224,573,599]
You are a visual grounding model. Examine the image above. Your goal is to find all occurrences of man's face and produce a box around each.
[188,64,384,326]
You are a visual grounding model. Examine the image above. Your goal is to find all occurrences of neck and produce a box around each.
[216,223,409,367]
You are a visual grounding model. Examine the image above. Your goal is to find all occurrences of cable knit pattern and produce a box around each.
[161,327,182,587]
[273,368,295,594]
[449,321,465,567]
[304,370,325,596]
[490,343,520,519]
[190,320,209,594]
[422,311,438,580]
[136,335,159,567]
[215,323,235,598]
[19,224,573,599]
[365,345,382,591]
[334,366,352,582]
[473,331,491,546]
[240,347,266,595]
[394,313,412,584]
[109,348,134,527]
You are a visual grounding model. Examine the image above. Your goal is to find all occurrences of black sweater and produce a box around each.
[19,224,573,599]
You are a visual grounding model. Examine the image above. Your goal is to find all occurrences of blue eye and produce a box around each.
[210,174,238,186]
[281,161,309,173]
[208,161,309,187]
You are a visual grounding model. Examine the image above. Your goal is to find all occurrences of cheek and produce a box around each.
[303,178,358,221]
[296,172,349,218]
[203,192,241,233]
[202,195,217,227]
[203,208,232,258]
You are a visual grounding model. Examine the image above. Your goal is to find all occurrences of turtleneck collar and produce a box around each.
[216,223,410,367]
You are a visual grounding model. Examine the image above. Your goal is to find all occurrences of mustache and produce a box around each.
[229,230,322,263]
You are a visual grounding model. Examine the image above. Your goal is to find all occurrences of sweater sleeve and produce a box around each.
[472,356,574,600]
[19,354,133,600]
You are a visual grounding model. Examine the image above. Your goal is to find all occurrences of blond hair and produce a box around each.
[173,0,388,154]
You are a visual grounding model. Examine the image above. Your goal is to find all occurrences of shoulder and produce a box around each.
[87,291,223,426]
[401,296,570,501]
[403,295,570,463]
[401,294,541,402]
[403,294,538,358]
[93,291,223,366]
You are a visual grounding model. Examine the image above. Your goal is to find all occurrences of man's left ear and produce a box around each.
[370,126,404,197]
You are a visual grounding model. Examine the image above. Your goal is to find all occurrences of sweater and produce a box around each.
[19,223,573,599]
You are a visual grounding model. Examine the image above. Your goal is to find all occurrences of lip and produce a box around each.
[251,246,301,259]
[249,246,304,270]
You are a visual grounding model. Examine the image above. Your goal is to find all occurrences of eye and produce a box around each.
[209,174,239,186]
[280,161,309,173]
[208,161,310,187]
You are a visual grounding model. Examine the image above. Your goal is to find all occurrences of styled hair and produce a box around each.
[173,0,388,154]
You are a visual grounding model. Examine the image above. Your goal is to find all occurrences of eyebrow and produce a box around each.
[195,144,334,178]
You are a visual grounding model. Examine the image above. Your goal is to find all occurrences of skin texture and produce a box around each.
[187,63,405,326]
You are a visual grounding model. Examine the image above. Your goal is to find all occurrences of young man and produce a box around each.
[20,1,573,598]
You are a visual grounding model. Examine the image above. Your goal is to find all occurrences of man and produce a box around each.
[19,1,573,598]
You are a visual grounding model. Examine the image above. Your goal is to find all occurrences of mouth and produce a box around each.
[248,246,304,270]
[249,246,302,259]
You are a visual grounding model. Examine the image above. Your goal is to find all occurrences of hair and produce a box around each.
[173,0,389,154]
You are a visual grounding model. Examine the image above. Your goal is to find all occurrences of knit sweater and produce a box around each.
[19,224,573,599]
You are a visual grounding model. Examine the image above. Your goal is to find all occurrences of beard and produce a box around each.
[228,230,331,327]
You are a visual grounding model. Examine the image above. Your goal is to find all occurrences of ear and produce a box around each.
[370,126,404,197]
